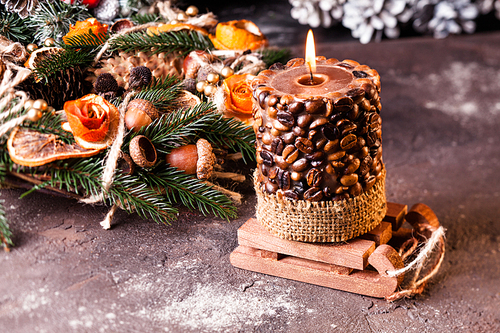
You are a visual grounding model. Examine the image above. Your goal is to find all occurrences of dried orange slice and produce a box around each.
[209,20,268,51]
[24,47,63,70]
[7,127,101,167]
[147,23,208,36]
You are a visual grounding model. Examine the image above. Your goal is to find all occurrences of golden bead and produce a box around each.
[44,38,56,47]
[196,80,208,93]
[24,99,34,110]
[177,12,188,21]
[169,19,179,25]
[32,99,48,112]
[27,108,43,122]
[206,73,220,84]
[26,44,38,53]
[221,66,234,78]
[203,84,216,96]
[185,5,199,16]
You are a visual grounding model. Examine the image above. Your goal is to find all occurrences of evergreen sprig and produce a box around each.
[28,0,90,43]
[131,13,161,25]
[259,48,292,68]
[137,163,238,220]
[32,49,94,83]
[109,30,214,56]
[0,199,13,251]
[60,30,109,53]
[0,6,32,43]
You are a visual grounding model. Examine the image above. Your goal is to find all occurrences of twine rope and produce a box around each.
[0,63,31,137]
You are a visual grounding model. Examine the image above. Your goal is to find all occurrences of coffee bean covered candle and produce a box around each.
[251,56,387,242]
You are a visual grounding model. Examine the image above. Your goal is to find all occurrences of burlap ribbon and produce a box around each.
[255,168,387,243]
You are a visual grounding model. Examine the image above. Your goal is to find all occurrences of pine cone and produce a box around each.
[17,67,90,110]
[87,51,183,90]
[1,0,39,18]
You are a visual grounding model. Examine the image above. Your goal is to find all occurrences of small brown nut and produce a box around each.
[125,99,159,132]
[130,135,157,168]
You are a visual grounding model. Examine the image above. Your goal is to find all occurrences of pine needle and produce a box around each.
[32,50,93,83]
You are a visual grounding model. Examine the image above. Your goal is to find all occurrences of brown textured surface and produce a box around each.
[1,30,500,332]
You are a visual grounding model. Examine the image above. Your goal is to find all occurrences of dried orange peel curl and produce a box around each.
[209,20,268,51]
[63,18,108,45]
[63,94,120,150]
[147,23,209,36]
[222,73,256,124]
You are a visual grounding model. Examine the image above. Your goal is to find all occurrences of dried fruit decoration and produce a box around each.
[209,20,268,51]
[63,18,108,45]
[222,74,255,124]
[63,94,120,150]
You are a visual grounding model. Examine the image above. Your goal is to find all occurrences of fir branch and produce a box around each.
[60,30,109,53]
[137,164,238,220]
[0,199,13,251]
[28,1,90,43]
[131,13,161,25]
[259,48,292,68]
[109,30,214,56]
[0,7,33,43]
[21,112,74,144]
[32,50,93,83]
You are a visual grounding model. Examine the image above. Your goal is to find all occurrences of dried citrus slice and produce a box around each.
[162,90,200,113]
[24,47,63,70]
[209,20,268,51]
[147,23,208,36]
[7,127,101,167]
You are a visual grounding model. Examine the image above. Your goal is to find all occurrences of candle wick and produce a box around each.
[307,62,314,84]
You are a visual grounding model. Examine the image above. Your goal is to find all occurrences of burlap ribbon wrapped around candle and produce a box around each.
[255,167,387,243]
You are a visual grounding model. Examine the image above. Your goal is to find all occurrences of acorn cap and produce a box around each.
[196,138,215,179]
[127,98,159,120]
[129,135,157,168]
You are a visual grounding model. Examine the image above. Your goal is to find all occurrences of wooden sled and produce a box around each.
[230,202,439,298]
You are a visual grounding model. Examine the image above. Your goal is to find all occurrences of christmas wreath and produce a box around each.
[0,0,291,250]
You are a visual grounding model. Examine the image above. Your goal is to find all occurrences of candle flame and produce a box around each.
[305,29,316,74]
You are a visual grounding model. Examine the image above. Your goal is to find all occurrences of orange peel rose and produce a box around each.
[63,94,120,150]
[63,18,108,45]
[223,74,255,124]
[209,20,268,51]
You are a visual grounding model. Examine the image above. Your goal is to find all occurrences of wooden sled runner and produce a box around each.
[230,202,439,298]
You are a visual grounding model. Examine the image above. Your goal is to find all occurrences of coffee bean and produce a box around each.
[347,104,359,120]
[334,97,353,112]
[324,139,339,153]
[334,184,344,194]
[374,160,383,174]
[267,95,279,107]
[340,134,357,150]
[270,137,284,155]
[282,145,299,163]
[337,119,357,136]
[258,126,265,133]
[295,137,314,153]
[265,180,278,194]
[359,156,372,176]
[359,98,371,111]
[293,126,307,137]
[366,132,378,147]
[277,111,295,128]
[292,158,309,172]
[322,124,339,141]
[274,155,289,169]
[325,164,335,174]
[344,158,360,174]
[289,101,305,114]
[362,83,376,99]
[268,106,278,118]
[331,160,345,169]
[368,113,381,132]
[346,88,365,103]
[305,151,325,162]
[323,186,333,198]
[306,168,323,187]
[363,175,376,191]
[262,132,272,145]
[276,103,286,111]
[260,150,274,166]
[337,62,354,69]
[258,91,269,108]
[315,137,327,150]
[353,70,368,78]
[291,171,302,181]
[282,132,296,144]
[310,160,323,167]
[325,100,334,117]
[254,116,263,128]
[294,181,305,196]
[260,164,269,177]
[342,153,354,163]
[349,182,364,196]
[308,129,318,141]
[297,114,313,128]
[304,187,324,201]
[271,128,281,137]
[273,120,290,132]
[268,167,278,179]
[341,173,358,186]
[305,99,326,114]
[328,150,345,161]
[284,190,299,200]
[309,117,328,129]
[278,170,291,190]
[360,146,370,158]
[280,95,294,106]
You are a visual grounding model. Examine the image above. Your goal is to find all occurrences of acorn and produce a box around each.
[125,99,159,132]
[129,135,157,168]
[166,139,216,179]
